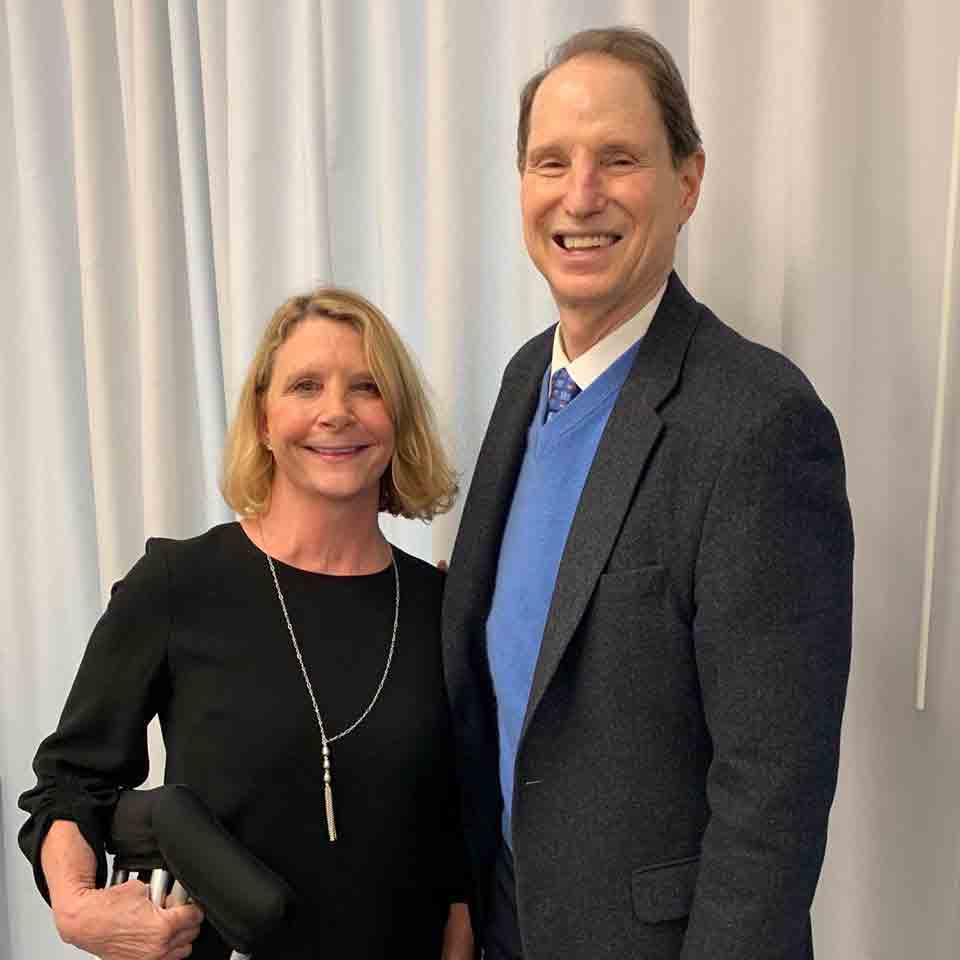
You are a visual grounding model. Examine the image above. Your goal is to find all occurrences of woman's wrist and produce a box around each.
[41,820,99,941]
[50,884,92,945]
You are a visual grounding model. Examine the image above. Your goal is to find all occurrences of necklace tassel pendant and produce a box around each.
[264,541,399,849]
[323,745,337,842]
[324,781,337,842]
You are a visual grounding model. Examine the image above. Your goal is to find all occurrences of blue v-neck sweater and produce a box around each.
[486,341,641,845]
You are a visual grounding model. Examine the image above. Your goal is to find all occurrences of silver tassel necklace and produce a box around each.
[261,525,399,843]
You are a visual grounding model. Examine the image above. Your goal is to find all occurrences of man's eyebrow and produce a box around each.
[525,140,654,164]
[526,143,564,164]
[601,141,649,155]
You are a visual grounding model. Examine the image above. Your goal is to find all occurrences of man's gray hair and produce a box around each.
[516,26,702,171]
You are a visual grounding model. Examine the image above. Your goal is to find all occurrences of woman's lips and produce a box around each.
[302,444,370,460]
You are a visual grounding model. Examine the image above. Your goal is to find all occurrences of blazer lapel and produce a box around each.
[522,274,702,738]
[445,331,552,644]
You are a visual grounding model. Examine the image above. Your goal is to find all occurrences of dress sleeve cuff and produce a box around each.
[21,809,110,905]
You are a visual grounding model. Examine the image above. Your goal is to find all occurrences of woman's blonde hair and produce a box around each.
[221,287,458,520]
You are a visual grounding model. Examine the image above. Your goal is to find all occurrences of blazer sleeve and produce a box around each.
[683,388,854,959]
[17,540,173,902]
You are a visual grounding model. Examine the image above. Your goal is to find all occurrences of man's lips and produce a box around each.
[552,232,623,250]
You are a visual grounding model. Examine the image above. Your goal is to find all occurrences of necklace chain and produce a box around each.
[262,534,399,841]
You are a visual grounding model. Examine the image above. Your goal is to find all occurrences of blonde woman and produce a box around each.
[20,288,473,959]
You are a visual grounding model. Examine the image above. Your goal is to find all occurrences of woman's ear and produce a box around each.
[258,406,272,451]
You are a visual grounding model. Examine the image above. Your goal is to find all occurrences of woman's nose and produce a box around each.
[317,390,355,428]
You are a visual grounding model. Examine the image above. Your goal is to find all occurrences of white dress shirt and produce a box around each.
[550,280,668,389]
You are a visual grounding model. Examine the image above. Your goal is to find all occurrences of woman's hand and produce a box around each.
[441,901,474,960]
[42,820,204,960]
[54,880,204,960]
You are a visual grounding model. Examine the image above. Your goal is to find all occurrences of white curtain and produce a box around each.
[2,1,958,957]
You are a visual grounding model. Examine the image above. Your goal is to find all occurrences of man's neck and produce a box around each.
[555,276,667,361]
[557,309,632,361]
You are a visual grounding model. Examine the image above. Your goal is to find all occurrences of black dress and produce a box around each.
[19,522,467,958]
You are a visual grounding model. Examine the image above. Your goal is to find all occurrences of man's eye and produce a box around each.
[530,158,565,175]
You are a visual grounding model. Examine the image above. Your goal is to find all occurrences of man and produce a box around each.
[443,26,853,960]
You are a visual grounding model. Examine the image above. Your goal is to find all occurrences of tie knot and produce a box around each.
[546,367,580,421]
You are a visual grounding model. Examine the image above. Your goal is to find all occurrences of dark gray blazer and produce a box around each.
[442,273,853,959]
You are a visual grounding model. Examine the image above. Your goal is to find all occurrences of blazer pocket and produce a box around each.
[594,564,665,605]
[632,856,700,924]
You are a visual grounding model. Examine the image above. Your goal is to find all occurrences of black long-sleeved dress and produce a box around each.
[19,522,466,958]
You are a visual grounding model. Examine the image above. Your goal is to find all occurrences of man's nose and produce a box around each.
[563,161,605,218]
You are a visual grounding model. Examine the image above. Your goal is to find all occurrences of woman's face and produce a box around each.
[261,318,395,512]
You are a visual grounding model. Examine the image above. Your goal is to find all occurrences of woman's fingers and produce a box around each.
[165,903,205,932]
[166,908,204,948]
[59,879,205,959]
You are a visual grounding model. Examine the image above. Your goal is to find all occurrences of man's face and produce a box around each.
[521,53,704,333]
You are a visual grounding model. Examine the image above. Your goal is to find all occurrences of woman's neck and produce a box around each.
[242,491,391,575]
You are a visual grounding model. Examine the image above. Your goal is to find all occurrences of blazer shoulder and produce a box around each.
[502,326,554,381]
[687,307,826,415]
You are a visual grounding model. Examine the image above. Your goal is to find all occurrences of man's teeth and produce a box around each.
[561,234,617,250]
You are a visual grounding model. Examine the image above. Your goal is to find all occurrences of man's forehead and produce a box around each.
[537,53,653,101]
[527,54,660,143]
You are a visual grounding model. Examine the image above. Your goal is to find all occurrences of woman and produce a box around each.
[19,288,473,958]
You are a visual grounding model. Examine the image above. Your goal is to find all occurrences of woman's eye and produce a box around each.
[355,381,381,395]
[293,379,319,394]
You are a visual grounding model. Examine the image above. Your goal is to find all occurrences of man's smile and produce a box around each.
[552,232,623,250]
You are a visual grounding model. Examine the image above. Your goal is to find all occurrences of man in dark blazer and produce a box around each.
[442,26,853,960]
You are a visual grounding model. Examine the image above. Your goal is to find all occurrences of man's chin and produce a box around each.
[548,280,620,314]
[548,270,667,322]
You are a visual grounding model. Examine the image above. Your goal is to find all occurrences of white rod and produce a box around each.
[916,53,960,710]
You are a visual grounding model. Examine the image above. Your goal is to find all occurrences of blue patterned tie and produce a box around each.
[546,367,581,422]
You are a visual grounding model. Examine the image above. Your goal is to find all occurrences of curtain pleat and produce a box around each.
[169,0,228,513]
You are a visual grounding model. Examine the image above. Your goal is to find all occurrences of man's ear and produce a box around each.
[678,148,706,225]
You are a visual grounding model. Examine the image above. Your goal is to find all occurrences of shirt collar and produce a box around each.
[550,281,667,391]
